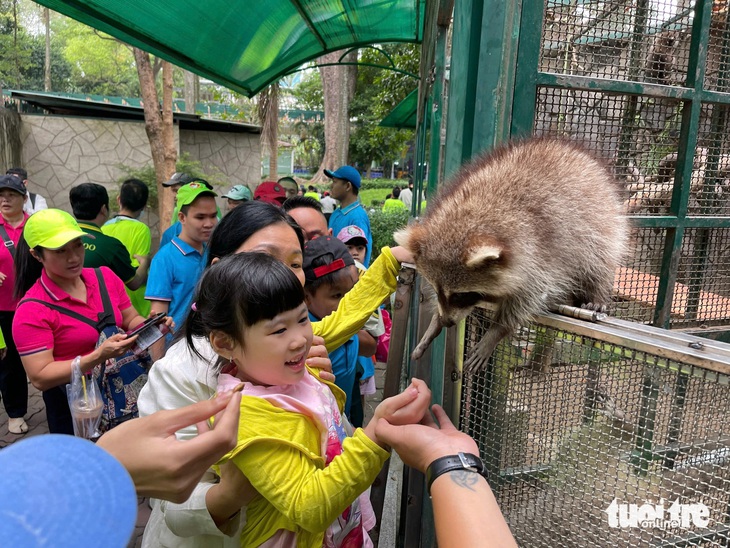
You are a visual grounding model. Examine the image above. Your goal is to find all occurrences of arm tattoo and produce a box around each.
[447,470,480,491]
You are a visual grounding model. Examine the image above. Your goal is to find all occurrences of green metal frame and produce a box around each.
[511,0,730,332]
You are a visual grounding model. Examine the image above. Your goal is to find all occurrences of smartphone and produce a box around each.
[127,313,167,353]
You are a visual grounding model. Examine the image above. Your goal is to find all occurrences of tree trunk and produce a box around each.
[134,49,177,233]
[257,83,279,179]
[43,8,51,92]
[183,70,198,113]
[311,50,357,182]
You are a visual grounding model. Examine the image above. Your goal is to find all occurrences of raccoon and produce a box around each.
[394,138,628,371]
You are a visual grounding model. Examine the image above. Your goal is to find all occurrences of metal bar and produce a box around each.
[287,0,327,49]
[534,312,730,376]
[443,0,483,176]
[535,73,730,105]
[510,0,543,137]
[628,216,730,229]
[369,265,415,533]
[471,0,523,150]
[662,372,689,468]
[631,366,660,475]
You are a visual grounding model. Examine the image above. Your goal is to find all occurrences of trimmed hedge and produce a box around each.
[368,208,409,261]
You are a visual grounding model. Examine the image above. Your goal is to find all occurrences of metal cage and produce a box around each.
[461,308,730,547]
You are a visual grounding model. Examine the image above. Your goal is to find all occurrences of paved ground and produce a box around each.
[0,362,392,547]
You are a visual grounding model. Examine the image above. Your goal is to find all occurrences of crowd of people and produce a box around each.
[0,165,517,547]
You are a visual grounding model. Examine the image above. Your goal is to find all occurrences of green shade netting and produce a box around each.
[379,88,420,128]
[34,0,424,96]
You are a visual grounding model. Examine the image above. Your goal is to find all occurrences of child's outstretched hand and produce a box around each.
[364,378,431,448]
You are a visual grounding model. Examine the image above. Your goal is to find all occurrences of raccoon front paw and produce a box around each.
[464,350,491,374]
[411,343,428,361]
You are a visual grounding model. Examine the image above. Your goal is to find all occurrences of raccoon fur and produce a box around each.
[394,138,628,371]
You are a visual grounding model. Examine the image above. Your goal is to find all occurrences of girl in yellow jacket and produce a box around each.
[184,252,430,547]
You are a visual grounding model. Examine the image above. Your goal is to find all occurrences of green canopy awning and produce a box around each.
[379,88,421,129]
[34,0,424,97]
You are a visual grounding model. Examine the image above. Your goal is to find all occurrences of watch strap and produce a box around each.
[425,452,488,494]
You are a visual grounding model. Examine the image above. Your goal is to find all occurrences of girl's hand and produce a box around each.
[0,271,6,286]
[365,378,431,447]
[306,336,334,382]
[97,332,138,361]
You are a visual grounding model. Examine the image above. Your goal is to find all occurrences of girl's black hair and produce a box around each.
[13,237,44,300]
[206,201,304,267]
[184,252,305,364]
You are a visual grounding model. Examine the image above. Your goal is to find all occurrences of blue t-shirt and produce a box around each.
[159,221,182,249]
[145,237,207,344]
[328,201,372,266]
[309,311,359,415]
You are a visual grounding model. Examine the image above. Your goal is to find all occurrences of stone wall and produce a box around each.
[19,114,167,213]
[179,129,260,194]
[17,114,260,241]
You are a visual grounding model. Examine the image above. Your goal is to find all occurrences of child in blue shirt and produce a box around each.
[302,236,376,419]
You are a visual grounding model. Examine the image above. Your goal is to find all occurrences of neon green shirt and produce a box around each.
[382,198,407,213]
[102,215,152,316]
[303,191,321,202]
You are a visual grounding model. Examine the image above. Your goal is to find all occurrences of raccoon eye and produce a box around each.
[448,292,484,308]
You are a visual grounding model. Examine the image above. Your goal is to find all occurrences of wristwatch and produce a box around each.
[425,452,489,494]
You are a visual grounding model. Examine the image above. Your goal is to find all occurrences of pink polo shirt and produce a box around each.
[0,213,28,311]
[13,267,132,361]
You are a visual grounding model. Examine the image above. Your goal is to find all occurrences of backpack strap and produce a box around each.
[0,224,15,260]
[29,192,37,209]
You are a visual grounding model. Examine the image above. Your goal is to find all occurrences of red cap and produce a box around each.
[254,181,287,205]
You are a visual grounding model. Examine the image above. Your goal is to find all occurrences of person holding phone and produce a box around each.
[11,209,153,435]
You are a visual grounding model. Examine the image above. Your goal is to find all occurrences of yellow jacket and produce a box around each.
[314,247,399,353]
[221,371,389,547]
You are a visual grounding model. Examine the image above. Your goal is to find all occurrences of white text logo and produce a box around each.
[605,499,710,529]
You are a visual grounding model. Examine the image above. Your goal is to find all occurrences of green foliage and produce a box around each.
[359,178,409,190]
[368,208,409,261]
[22,37,72,91]
[349,44,418,172]
[56,18,139,96]
[287,71,325,170]
[0,0,33,88]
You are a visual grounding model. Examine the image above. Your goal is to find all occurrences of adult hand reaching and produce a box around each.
[374,404,478,473]
[97,390,242,503]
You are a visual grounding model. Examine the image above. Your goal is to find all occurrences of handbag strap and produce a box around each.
[19,269,117,332]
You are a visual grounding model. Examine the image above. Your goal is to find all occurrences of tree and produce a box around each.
[134,49,177,230]
[0,0,32,88]
[312,49,357,181]
[257,82,279,179]
[349,44,419,176]
[43,7,49,91]
[57,19,139,95]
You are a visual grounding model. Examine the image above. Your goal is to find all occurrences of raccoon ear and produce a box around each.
[394,225,423,257]
[465,245,502,269]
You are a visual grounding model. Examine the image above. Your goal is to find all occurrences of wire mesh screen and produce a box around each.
[704,3,730,92]
[540,0,693,86]
[461,309,730,547]
[531,1,730,329]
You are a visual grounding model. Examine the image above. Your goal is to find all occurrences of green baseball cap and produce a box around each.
[24,209,87,249]
[176,182,217,210]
